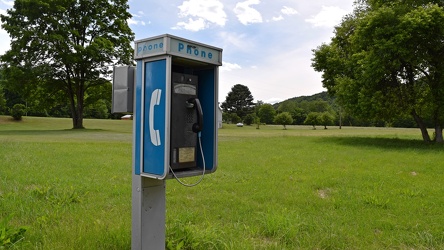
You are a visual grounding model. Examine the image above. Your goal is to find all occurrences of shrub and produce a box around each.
[230,113,241,124]
[11,104,26,121]
[304,112,321,129]
[243,114,256,125]
[274,112,293,130]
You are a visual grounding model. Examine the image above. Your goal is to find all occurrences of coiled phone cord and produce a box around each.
[169,132,206,187]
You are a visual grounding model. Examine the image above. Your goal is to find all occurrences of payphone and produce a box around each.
[170,73,202,170]
[112,34,222,250]
[131,34,222,179]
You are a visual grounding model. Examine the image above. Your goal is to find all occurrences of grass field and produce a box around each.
[1,116,443,249]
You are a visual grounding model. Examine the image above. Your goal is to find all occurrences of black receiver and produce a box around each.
[186,97,203,133]
[170,73,201,170]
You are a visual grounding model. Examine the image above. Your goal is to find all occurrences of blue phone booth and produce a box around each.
[133,34,222,180]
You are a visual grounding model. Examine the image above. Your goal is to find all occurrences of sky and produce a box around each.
[0,0,355,104]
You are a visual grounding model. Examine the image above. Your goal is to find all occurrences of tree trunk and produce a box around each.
[411,110,431,142]
[339,113,342,129]
[73,85,85,129]
[70,101,84,129]
[67,80,85,129]
[435,125,443,143]
[72,108,84,129]
[339,109,342,129]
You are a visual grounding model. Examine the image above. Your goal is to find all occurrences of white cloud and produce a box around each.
[234,0,262,25]
[128,18,146,26]
[0,10,8,32]
[132,11,145,18]
[263,97,282,105]
[271,15,283,22]
[1,0,13,7]
[0,35,8,55]
[0,10,9,55]
[281,6,298,16]
[305,6,348,28]
[221,62,242,72]
[174,18,207,32]
[175,0,227,31]
[269,6,297,22]
[217,32,255,51]
[129,10,147,26]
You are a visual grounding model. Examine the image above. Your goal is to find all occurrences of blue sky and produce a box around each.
[0,0,355,104]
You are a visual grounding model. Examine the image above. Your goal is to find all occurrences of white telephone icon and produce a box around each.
[149,89,162,146]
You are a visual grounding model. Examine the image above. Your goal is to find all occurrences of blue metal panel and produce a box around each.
[134,62,143,175]
[196,69,216,171]
[143,60,167,176]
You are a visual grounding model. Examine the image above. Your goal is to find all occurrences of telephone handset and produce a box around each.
[186,97,203,133]
[149,89,162,146]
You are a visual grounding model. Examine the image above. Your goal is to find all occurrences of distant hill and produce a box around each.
[273,91,334,108]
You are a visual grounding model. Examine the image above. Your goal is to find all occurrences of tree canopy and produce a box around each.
[257,103,276,124]
[304,112,320,130]
[274,112,293,130]
[312,0,444,142]
[1,0,134,128]
[221,84,255,120]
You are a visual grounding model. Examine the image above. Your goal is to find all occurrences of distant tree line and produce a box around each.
[0,71,121,120]
[221,84,427,130]
[272,92,426,129]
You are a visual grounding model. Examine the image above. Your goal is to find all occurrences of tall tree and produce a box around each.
[312,1,444,142]
[221,84,255,120]
[257,103,276,124]
[319,112,335,129]
[1,0,134,129]
[304,112,320,130]
[274,112,293,130]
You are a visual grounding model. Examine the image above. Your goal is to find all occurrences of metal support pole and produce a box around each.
[132,175,166,250]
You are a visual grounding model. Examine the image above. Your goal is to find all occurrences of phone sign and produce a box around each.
[143,59,167,178]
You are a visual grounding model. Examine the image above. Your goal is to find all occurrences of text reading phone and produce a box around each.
[170,72,203,170]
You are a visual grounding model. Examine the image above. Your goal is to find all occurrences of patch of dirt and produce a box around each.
[317,189,331,199]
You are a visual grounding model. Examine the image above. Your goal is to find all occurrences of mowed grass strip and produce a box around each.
[169,125,444,249]
[1,116,443,249]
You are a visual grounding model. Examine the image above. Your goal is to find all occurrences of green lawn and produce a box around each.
[1,116,443,249]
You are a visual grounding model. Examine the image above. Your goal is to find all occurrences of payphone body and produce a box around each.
[170,73,200,170]
[132,34,222,180]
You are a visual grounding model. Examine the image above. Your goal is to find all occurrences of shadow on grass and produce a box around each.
[0,129,106,136]
[322,136,444,152]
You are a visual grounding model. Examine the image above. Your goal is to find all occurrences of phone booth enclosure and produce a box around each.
[133,34,222,179]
